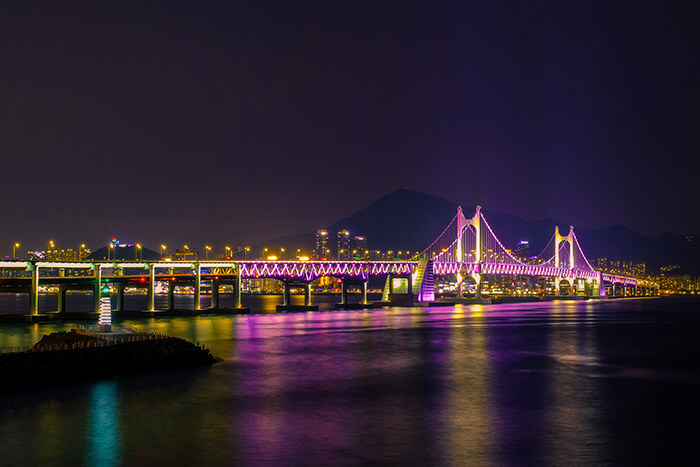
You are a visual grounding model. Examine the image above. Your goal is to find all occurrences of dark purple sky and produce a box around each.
[1,0,698,254]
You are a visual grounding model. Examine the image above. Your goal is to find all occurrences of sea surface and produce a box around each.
[1,296,699,466]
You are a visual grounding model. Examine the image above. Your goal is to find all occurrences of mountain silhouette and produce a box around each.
[261,189,699,274]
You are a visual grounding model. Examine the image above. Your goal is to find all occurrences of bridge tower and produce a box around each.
[456,206,465,295]
[554,226,576,294]
[471,206,482,298]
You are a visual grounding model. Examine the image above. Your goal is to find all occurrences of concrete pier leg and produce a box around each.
[283,283,291,306]
[29,265,40,315]
[234,276,242,308]
[362,280,368,304]
[473,273,482,299]
[117,282,125,312]
[93,266,102,314]
[304,283,311,306]
[147,264,156,311]
[194,264,201,310]
[341,280,348,305]
[406,272,413,303]
[167,281,175,310]
[57,285,67,313]
[211,279,219,309]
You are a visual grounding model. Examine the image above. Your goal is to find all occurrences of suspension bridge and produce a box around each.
[414,206,658,301]
[0,206,658,318]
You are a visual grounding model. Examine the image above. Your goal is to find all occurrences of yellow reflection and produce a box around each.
[447,312,492,461]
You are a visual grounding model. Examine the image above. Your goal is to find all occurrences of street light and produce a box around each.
[136,243,142,260]
[244,246,250,260]
[225,246,231,259]
[79,243,86,260]
[161,244,167,259]
[13,242,19,259]
[205,245,211,260]
[109,243,114,261]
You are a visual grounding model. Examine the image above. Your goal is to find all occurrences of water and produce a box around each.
[1,297,699,465]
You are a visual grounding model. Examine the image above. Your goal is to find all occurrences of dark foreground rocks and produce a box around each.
[0,331,217,390]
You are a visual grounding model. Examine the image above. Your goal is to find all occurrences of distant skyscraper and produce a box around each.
[353,236,368,260]
[513,241,529,260]
[337,230,351,260]
[315,229,329,259]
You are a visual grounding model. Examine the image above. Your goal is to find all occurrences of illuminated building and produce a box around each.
[352,236,368,260]
[513,241,529,260]
[315,229,329,259]
[337,230,351,260]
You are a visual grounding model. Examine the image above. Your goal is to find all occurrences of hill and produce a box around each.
[261,189,700,274]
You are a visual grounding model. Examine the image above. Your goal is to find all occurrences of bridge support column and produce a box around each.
[341,279,348,305]
[234,275,242,308]
[361,280,368,304]
[147,264,156,311]
[406,272,413,303]
[595,271,606,297]
[283,282,291,306]
[612,283,617,297]
[304,283,311,306]
[57,284,68,314]
[472,273,482,299]
[117,282,125,312]
[93,266,102,314]
[194,263,201,310]
[211,279,220,309]
[554,277,561,295]
[167,281,175,310]
[29,264,40,315]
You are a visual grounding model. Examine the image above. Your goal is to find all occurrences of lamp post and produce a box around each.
[79,243,86,260]
[225,246,231,259]
[244,246,250,260]
[13,242,19,260]
[205,245,211,260]
[109,243,114,261]
[280,248,285,260]
[161,244,167,259]
[136,244,142,260]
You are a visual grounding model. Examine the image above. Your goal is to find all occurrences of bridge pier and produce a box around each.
[117,282,125,312]
[211,279,220,309]
[406,271,413,303]
[362,280,368,304]
[283,282,291,306]
[194,264,201,310]
[472,272,482,298]
[93,266,102,314]
[147,264,155,311]
[167,281,175,310]
[304,283,311,306]
[234,275,242,308]
[340,279,349,305]
[57,284,68,314]
[29,264,40,314]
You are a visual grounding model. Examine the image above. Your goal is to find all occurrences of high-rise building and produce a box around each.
[513,241,529,260]
[337,230,351,260]
[352,236,368,260]
[315,229,329,259]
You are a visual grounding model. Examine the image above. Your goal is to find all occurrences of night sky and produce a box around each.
[1,1,698,254]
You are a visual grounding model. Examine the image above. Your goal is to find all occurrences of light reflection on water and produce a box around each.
[1,297,699,465]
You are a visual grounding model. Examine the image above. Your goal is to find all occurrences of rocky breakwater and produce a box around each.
[0,329,217,390]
